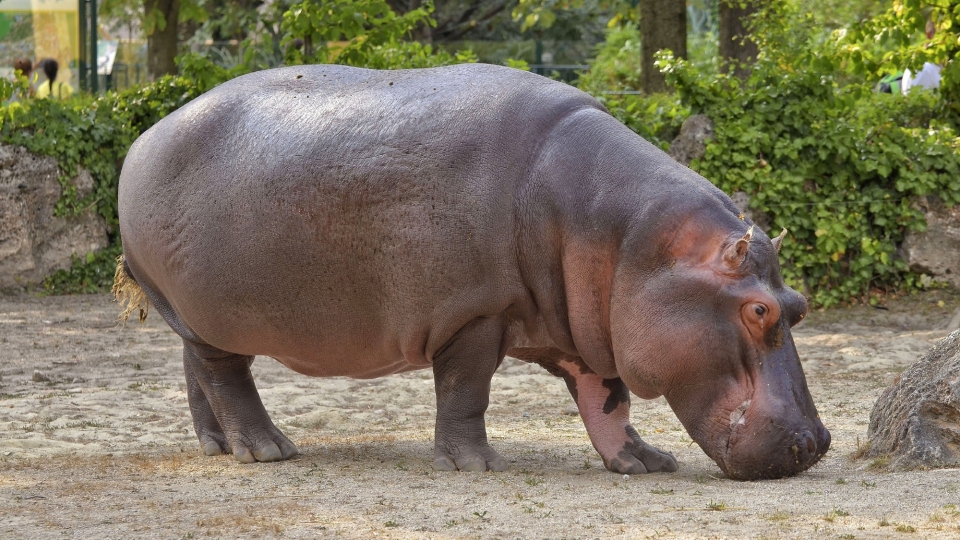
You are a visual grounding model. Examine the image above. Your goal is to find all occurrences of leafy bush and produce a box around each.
[282,0,436,66]
[646,0,960,306]
[577,23,642,95]
[598,92,688,151]
[840,0,960,116]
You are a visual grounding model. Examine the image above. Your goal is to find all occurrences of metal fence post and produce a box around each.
[90,0,98,93]
[78,0,87,91]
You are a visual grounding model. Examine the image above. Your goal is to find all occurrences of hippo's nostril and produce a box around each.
[795,430,816,461]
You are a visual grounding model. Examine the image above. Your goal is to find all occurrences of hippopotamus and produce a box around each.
[114,63,829,480]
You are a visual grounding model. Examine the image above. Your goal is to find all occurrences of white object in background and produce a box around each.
[911,62,942,90]
[901,68,912,95]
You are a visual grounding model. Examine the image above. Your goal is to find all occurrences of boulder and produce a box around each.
[867,329,960,470]
[900,195,960,288]
[668,114,714,167]
[0,144,108,290]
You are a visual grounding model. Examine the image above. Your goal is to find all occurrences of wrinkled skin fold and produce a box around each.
[116,63,828,480]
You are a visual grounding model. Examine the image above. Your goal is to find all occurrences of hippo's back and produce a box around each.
[118,64,603,376]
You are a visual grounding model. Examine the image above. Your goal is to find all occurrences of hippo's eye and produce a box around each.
[755,306,766,317]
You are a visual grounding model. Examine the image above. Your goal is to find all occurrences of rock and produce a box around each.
[0,144,108,290]
[900,195,960,288]
[867,329,960,470]
[562,404,580,416]
[668,115,714,167]
[32,370,50,383]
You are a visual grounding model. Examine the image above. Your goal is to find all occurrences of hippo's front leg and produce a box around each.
[431,317,510,472]
[183,340,299,463]
[518,349,678,474]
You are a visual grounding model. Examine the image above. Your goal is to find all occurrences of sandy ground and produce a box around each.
[3,290,960,539]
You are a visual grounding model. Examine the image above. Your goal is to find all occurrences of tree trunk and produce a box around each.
[639,0,687,94]
[145,0,180,80]
[719,0,760,79]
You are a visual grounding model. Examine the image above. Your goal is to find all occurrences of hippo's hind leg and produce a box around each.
[431,316,510,472]
[116,257,296,463]
[182,341,299,463]
[182,354,229,456]
[516,349,678,474]
[140,281,296,463]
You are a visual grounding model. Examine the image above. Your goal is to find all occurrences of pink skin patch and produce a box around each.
[555,359,678,474]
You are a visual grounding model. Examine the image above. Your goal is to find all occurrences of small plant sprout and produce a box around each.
[706,500,726,511]
[824,508,850,522]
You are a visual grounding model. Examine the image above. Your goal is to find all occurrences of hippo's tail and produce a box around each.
[112,254,150,324]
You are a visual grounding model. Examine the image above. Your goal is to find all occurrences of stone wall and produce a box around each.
[0,145,108,290]
[900,195,960,289]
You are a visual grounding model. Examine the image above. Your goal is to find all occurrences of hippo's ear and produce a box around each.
[771,228,788,253]
[723,225,754,268]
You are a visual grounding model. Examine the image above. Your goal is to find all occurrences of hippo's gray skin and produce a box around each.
[117,63,829,480]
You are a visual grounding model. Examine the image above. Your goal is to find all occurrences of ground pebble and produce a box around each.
[32,370,50,382]
[562,404,580,416]
[522,412,530,418]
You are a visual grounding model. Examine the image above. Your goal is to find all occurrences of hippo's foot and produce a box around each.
[601,425,678,474]
[523,351,679,474]
[183,340,299,463]
[433,441,509,472]
[432,317,510,472]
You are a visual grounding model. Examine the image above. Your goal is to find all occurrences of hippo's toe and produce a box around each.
[433,445,509,472]
[225,430,299,463]
[201,439,227,456]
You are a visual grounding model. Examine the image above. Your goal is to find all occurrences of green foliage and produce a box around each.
[839,0,960,114]
[351,42,478,69]
[656,50,959,306]
[505,58,532,70]
[512,0,633,35]
[0,77,14,102]
[281,0,436,65]
[0,95,134,226]
[42,244,124,295]
[576,23,642,94]
[600,92,688,151]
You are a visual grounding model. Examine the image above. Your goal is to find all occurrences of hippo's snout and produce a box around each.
[720,415,830,481]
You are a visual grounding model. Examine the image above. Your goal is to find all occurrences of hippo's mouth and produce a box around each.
[716,411,829,481]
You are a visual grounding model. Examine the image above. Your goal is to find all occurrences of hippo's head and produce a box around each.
[610,221,829,480]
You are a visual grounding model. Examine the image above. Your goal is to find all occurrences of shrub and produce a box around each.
[651,1,960,306]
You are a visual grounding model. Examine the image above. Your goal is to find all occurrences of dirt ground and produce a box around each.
[3,290,960,539]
